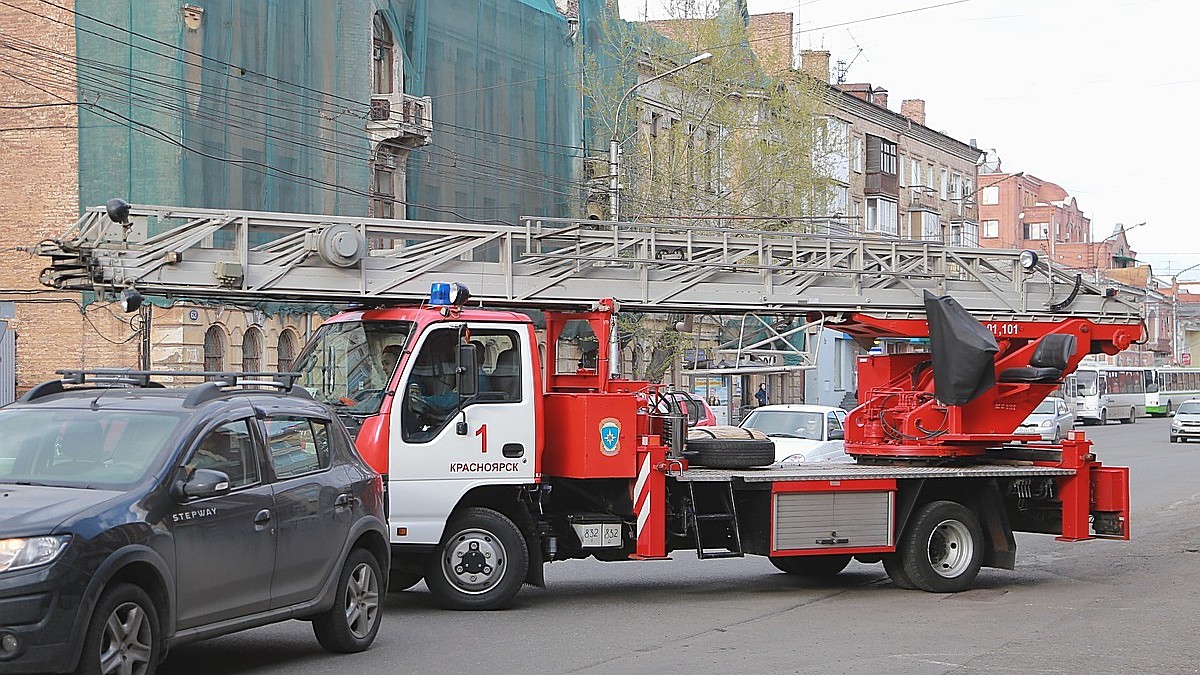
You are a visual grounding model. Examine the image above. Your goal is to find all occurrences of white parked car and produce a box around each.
[739,404,852,463]
[1170,399,1200,443]
[1017,396,1076,442]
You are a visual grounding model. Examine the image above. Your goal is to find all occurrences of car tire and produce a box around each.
[75,583,160,675]
[685,437,776,469]
[313,548,383,653]
[893,500,984,593]
[1169,436,1178,443]
[1100,409,1107,425]
[769,554,851,577]
[425,507,528,611]
[387,570,424,592]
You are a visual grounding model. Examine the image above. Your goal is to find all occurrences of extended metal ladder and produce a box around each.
[36,204,1144,324]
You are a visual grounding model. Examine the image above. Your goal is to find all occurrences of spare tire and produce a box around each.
[685,437,775,469]
[687,425,767,441]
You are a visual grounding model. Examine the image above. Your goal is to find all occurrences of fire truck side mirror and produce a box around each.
[457,343,479,399]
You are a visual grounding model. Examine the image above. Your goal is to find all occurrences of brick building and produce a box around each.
[0,0,138,402]
[976,169,1095,264]
[796,50,983,245]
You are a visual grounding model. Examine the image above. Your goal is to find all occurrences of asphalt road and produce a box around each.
[161,417,1200,675]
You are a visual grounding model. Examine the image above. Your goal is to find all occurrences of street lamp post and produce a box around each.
[1173,262,1200,364]
[609,51,713,223]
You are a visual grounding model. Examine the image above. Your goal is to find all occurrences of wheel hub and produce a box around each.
[443,528,506,594]
[927,519,973,579]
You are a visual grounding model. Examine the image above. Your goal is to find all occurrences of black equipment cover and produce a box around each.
[923,291,999,405]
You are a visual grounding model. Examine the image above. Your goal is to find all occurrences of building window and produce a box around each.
[939,168,949,200]
[242,327,263,372]
[1023,222,1049,240]
[879,139,897,175]
[204,325,226,378]
[373,12,394,96]
[981,185,999,205]
[865,197,897,235]
[853,137,863,173]
[910,158,921,187]
[278,330,298,372]
[921,212,941,241]
[950,222,979,247]
[371,143,400,219]
[982,220,999,238]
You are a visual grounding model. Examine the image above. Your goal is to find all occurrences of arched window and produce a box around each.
[204,326,226,378]
[277,329,298,372]
[242,327,263,372]
[373,12,394,96]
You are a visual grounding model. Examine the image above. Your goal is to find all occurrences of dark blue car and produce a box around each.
[0,370,389,674]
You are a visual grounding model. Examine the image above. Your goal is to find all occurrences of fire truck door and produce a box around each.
[387,324,537,544]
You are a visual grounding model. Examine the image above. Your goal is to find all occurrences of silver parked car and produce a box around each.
[1017,396,1076,442]
[1169,399,1200,443]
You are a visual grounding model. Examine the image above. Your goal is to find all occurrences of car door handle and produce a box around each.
[254,509,271,525]
[502,443,524,458]
[334,493,355,508]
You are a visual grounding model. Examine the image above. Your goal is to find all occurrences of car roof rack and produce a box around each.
[19,369,309,406]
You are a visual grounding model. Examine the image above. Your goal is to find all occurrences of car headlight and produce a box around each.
[1172,420,1184,430]
[0,535,71,573]
[1040,420,1054,427]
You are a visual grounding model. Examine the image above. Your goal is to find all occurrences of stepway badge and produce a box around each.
[599,418,621,456]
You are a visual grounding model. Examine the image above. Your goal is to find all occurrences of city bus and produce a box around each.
[1073,364,1155,425]
[1148,367,1200,416]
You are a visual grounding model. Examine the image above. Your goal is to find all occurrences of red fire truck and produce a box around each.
[38,203,1138,609]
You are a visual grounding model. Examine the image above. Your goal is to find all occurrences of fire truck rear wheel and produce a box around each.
[895,500,983,593]
[882,554,916,589]
[425,507,528,610]
[769,554,851,577]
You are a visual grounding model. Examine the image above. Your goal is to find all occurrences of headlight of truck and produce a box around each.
[0,535,71,573]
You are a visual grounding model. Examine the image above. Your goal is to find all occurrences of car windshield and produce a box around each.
[292,320,414,415]
[1033,399,1058,415]
[0,408,183,489]
[742,410,824,440]
[1178,402,1200,415]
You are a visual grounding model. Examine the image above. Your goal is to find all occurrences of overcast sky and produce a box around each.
[617,0,1200,280]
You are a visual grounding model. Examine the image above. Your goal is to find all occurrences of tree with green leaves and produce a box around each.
[576,0,837,382]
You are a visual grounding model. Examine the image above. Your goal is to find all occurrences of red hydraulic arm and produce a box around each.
[832,312,1141,460]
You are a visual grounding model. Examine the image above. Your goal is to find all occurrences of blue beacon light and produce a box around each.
[429,282,451,306]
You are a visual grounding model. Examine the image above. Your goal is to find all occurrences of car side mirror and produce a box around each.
[829,428,845,440]
[172,468,232,501]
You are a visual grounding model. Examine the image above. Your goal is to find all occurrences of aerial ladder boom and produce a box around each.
[39,204,1142,322]
[36,203,1145,463]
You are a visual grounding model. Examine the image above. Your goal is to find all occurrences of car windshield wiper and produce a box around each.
[766,433,804,438]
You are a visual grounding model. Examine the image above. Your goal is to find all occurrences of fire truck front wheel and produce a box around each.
[425,507,529,610]
[894,500,983,593]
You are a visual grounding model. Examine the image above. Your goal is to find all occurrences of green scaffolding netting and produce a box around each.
[75,0,601,226]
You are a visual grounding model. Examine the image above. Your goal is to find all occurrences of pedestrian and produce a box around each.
[755,383,768,407]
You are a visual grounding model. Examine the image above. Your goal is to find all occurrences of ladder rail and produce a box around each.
[36,205,1145,322]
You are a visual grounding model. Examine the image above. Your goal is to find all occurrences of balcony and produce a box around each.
[864,172,897,196]
[367,93,433,148]
[907,186,938,212]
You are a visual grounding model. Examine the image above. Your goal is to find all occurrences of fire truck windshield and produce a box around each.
[290,320,414,415]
